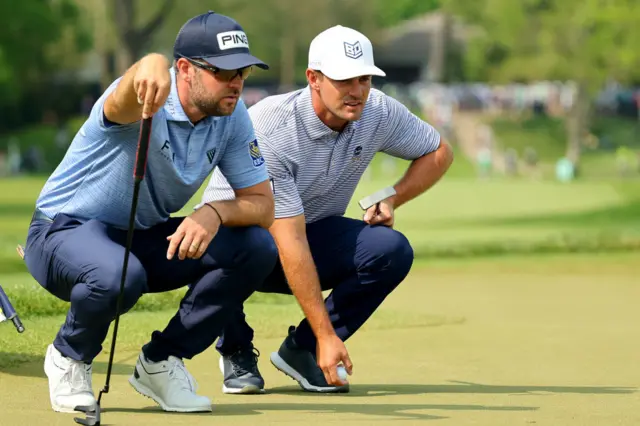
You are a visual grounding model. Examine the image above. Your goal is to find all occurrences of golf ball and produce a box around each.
[337,365,348,382]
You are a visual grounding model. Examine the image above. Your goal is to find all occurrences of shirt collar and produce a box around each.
[297,86,345,140]
[162,67,192,123]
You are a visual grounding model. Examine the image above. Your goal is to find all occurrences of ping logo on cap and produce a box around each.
[217,31,249,50]
[343,41,363,59]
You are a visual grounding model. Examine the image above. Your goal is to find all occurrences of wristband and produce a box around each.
[204,203,223,224]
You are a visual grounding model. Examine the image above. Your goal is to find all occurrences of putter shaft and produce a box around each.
[75,117,152,426]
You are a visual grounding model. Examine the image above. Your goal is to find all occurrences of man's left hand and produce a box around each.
[167,205,222,260]
[363,198,395,227]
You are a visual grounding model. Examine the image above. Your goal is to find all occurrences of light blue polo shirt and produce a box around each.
[36,68,268,230]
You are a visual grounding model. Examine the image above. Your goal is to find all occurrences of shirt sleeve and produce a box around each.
[380,94,441,160]
[89,77,142,134]
[259,138,304,219]
[200,129,304,218]
[217,100,270,190]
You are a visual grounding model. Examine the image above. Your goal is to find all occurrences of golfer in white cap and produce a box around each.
[202,25,454,394]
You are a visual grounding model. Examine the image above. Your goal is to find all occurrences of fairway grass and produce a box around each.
[1,175,640,318]
[2,175,639,269]
[1,253,638,425]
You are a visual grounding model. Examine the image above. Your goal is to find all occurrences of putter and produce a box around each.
[358,187,397,216]
[74,117,153,426]
[0,284,25,333]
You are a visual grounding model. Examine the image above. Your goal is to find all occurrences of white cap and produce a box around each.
[308,25,386,80]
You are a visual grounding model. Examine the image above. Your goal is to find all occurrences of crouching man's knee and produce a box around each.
[358,226,414,285]
[237,226,278,274]
[202,226,278,292]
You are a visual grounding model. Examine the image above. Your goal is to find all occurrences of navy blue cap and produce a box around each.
[174,11,269,70]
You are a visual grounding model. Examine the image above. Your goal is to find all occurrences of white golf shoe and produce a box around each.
[128,353,212,412]
[44,344,96,413]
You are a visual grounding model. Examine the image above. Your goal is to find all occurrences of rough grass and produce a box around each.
[0,289,462,368]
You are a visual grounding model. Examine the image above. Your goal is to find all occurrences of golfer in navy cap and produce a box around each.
[24,11,274,414]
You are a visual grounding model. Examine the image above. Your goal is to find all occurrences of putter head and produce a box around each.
[358,187,396,211]
[74,404,100,426]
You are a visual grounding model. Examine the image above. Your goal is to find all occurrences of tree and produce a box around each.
[0,0,89,100]
[375,0,441,27]
[445,0,640,163]
[112,0,175,72]
[119,0,448,87]
[194,0,381,88]
[0,0,91,131]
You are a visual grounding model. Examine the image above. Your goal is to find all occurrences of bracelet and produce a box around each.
[204,203,223,224]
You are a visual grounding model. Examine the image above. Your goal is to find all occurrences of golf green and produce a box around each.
[1,253,637,425]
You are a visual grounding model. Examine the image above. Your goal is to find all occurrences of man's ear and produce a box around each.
[176,58,192,82]
[306,69,321,90]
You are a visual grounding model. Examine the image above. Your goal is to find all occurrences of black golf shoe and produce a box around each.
[219,346,265,394]
[270,326,349,393]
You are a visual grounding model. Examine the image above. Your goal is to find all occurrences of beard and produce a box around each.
[190,74,240,117]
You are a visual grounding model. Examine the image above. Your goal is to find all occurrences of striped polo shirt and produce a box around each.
[35,68,268,230]
[201,86,440,224]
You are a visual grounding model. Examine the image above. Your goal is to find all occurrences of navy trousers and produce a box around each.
[24,212,277,363]
[216,216,414,355]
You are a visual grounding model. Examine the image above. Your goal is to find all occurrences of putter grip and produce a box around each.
[134,117,153,180]
[12,316,24,333]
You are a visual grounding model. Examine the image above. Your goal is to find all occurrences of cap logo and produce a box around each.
[217,31,249,50]
[343,41,363,59]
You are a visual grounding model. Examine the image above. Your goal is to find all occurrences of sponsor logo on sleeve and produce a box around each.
[248,139,265,167]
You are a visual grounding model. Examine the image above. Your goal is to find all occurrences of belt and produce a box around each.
[32,209,53,223]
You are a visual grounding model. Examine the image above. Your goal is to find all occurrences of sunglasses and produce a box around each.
[184,57,253,82]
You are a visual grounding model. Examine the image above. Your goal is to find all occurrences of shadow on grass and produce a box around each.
[267,381,637,397]
[0,352,137,378]
[105,400,538,421]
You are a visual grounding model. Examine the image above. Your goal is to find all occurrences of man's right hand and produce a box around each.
[133,54,172,119]
[166,204,223,261]
[316,333,353,386]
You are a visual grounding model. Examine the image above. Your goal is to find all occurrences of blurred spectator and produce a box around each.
[615,146,637,177]
[555,157,575,182]
[523,146,540,178]
[7,138,21,175]
[475,123,494,150]
[524,146,538,168]
[0,151,7,176]
[504,148,518,176]
[477,146,492,179]
[55,123,70,150]
[532,100,546,116]
[22,146,45,173]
